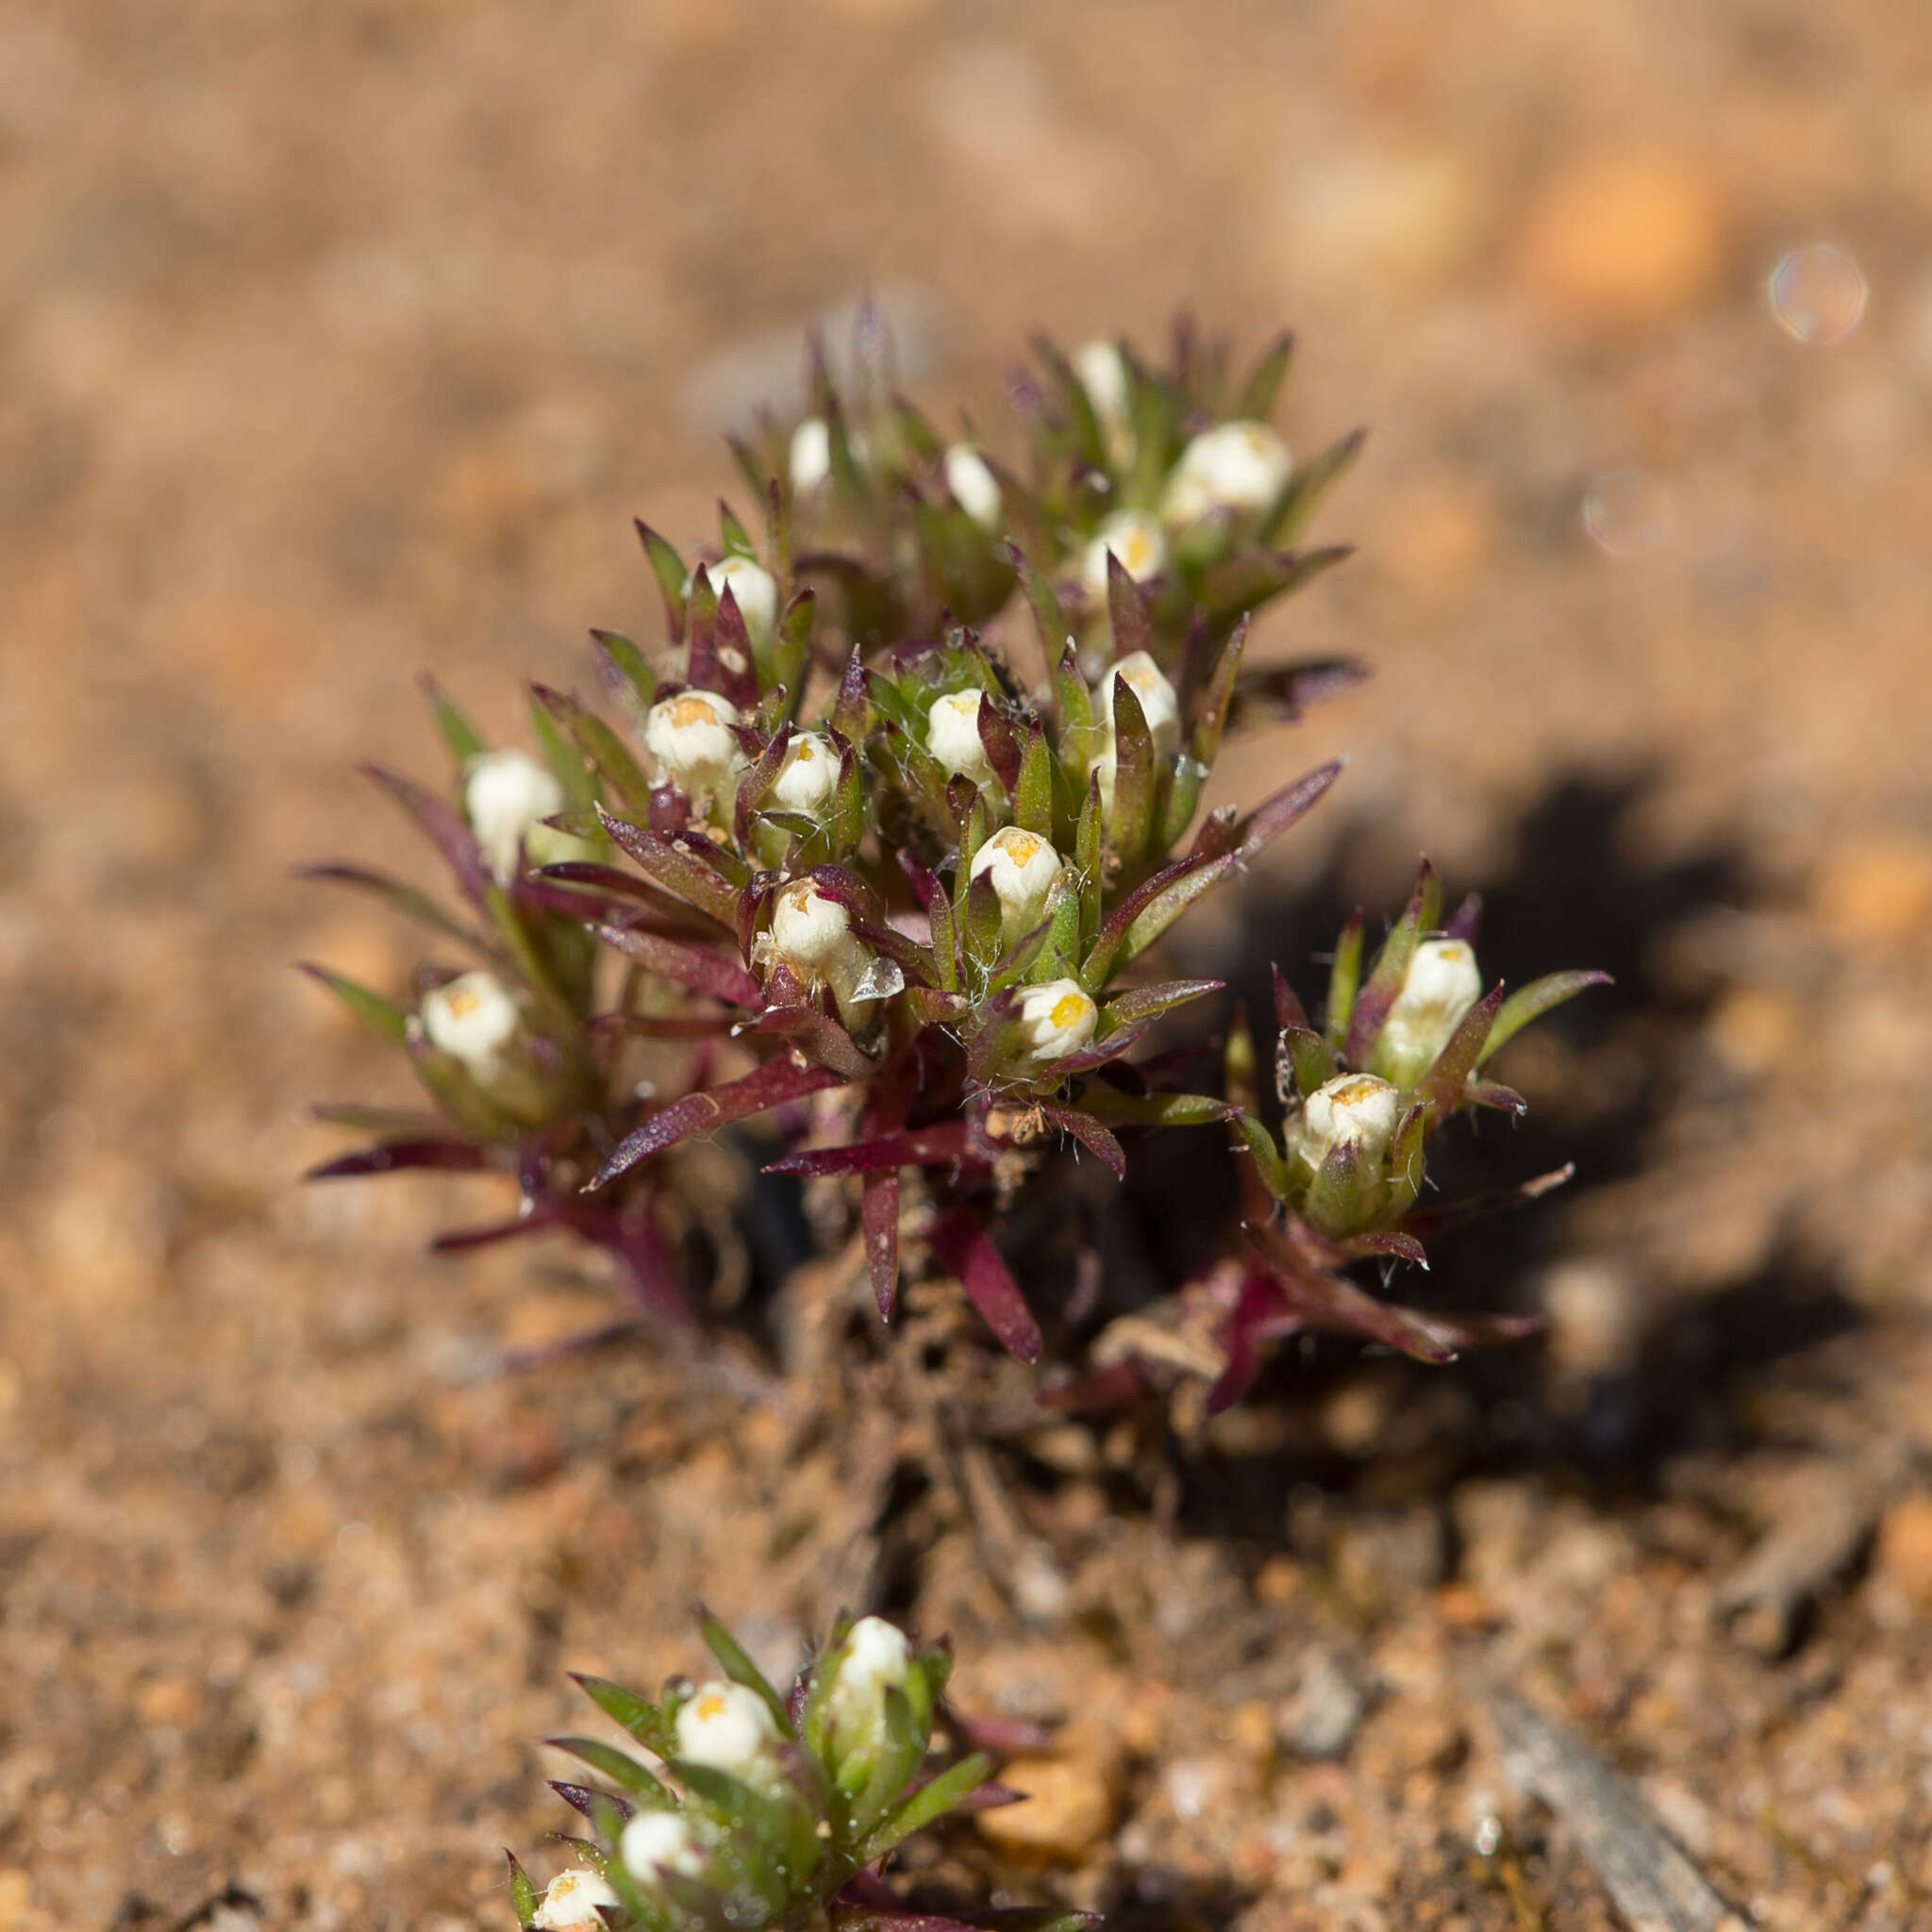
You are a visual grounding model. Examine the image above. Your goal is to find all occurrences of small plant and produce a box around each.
[305,313,1604,1386]
[513,1612,1085,1932]
[1060,868,1609,1415]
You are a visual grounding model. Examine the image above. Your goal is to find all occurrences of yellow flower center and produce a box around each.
[671,694,718,727]
[1051,993,1089,1028]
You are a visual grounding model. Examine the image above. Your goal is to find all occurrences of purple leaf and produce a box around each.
[927,1210,1042,1361]
[306,1140,493,1180]
[861,1172,900,1320]
[361,764,491,905]
[587,1060,850,1190]
[593,923,762,1007]
[739,1003,875,1080]
[765,1123,973,1176]
[1399,1162,1574,1237]
[1234,756,1346,858]
[1033,1102,1125,1178]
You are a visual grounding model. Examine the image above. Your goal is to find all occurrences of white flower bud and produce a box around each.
[532,1865,621,1931]
[465,749,565,883]
[769,731,839,817]
[764,878,886,1028]
[1287,1073,1401,1175]
[684,554,777,647]
[1093,650,1181,761]
[1071,339,1129,426]
[1010,978,1100,1064]
[925,690,996,789]
[644,689,747,805]
[419,971,521,1079]
[1089,649,1181,820]
[1079,508,1169,601]
[969,826,1065,947]
[674,1680,783,1775]
[824,1615,913,1761]
[769,878,856,974]
[620,1809,703,1884]
[790,416,831,492]
[1375,939,1484,1085]
[943,443,1003,531]
[1160,420,1292,527]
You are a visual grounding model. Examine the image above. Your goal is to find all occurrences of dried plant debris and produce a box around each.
[1486,1684,1745,1932]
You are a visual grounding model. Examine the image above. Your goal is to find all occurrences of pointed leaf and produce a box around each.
[299,962,409,1045]
[594,924,761,1007]
[1478,970,1614,1065]
[588,1059,849,1190]
[927,1212,1041,1361]
[544,1736,672,1802]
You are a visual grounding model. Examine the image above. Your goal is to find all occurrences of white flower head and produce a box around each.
[791,417,831,493]
[674,1680,784,1776]
[1160,420,1292,528]
[1375,939,1484,1084]
[1071,339,1129,426]
[969,826,1065,947]
[943,443,1003,531]
[532,1865,621,1931]
[644,689,747,805]
[620,1809,703,1885]
[420,971,521,1078]
[1010,978,1100,1065]
[685,554,778,648]
[465,748,565,883]
[1079,508,1169,601]
[1287,1073,1401,1175]
[825,1615,913,1756]
[925,690,996,789]
[769,877,856,974]
[769,730,839,817]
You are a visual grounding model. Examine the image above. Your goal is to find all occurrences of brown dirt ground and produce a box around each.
[7,2,1932,1928]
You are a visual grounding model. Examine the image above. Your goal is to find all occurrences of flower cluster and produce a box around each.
[1061,866,1609,1415]
[512,1613,1083,1932]
[307,324,1371,1362]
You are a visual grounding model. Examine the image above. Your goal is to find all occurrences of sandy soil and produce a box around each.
[6,2,1932,1928]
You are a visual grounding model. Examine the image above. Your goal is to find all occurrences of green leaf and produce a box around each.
[591,628,658,709]
[1189,616,1247,769]
[545,1736,673,1802]
[297,866,499,960]
[1478,970,1613,1065]
[1107,673,1158,862]
[1236,1112,1290,1201]
[718,499,758,559]
[1075,769,1104,949]
[1014,724,1054,839]
[1267,426,1366,548]
[1344,864,1435,1064]
[636,521,690,636]
[698,1612,796,1737]
[425,678,487,763]
[859,1750,994,1864]
[507,1852,540,1928]
[1081,1089,1233,1128]
[1234,328,1295,422]
[533,685,654,814]
[1156,755,1208,854]
[300,963,409,1045]
[571,1674,674,1753]
[1324,911,1363,1052]
[1279,1024,1337,1100]
[528,691,600,816]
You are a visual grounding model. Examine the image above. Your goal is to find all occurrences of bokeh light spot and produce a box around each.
[1582,467,1674,558]
[1768,243,1869,345]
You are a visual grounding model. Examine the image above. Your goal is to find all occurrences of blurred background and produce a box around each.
[6,2,1932,1927]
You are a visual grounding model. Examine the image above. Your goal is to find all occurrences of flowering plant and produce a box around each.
[306,323,1370,1360]
[513,1612,1085,1932]
[1060,864,1609,1415]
